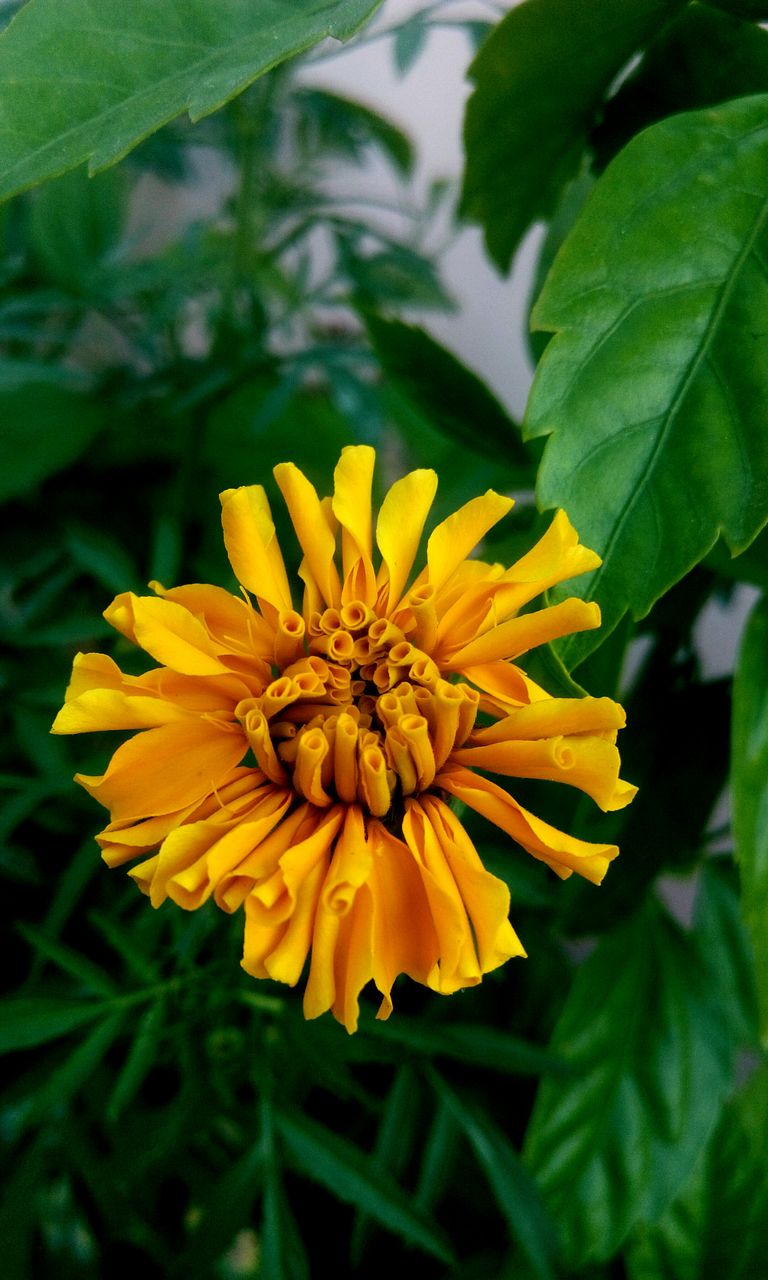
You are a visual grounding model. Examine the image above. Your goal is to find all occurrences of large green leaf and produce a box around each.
[0,0,382,201]
[526,94,768,667]
[523,898,732,1266]
[626,1064,768,1280]
[594,3,768,169]
[460,0,683,270]
[732,592,768,1046]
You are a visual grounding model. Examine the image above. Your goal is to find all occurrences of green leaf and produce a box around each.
[392,16,428,77]
[707,0,768,18]
[594,4,768,169]
[414,1096,458,1213]
[361,1013,567,1076]
[261,1098,309,1280]
[65,526,141,593]
[364,313,529,470]
[106,999,165,1122]
[0,383,104,503]
[693,858,759,1050]
[626,1064,768,1280]
[705,525,768,588]
[28,166,126,294]
[0,0,382,202]
[460,0,683,270]
[523,898,733,1266]
[177,1137,265,1279]
[276,1108,454,1264]
[18,924,117,997]
[732,591,768,1046]
[526,94,768,667]
[0,997,107,1054]
[296,89,413,175]
[20,1012,124,1132]
[432,1072,560,1280]
[351,1066,420,1264]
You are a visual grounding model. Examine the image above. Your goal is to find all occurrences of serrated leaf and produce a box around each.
[460,0,683,270]
[432,1073,560,1280]
[0,997,107,1054]
[523,898,732,1266]
[276,1108,454,1264]
[526,94,768,667]
[0,0,383,202]
[626,1064,768,1280]
[0,384,105,503]
[594,4,768,170]
[732,591,768,1046]
[364,313,529,471]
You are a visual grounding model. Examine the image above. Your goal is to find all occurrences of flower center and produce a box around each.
[234,601,479,816]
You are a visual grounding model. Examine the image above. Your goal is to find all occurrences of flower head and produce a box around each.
[54,446,635,1031]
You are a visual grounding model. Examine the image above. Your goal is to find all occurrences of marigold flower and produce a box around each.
[53,446,635,1032]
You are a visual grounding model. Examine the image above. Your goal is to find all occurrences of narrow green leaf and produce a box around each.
[432,1072,559,1280]
[65,527,141,593]
[732,592,768,1045]
[87,910,158,984]
[106,1000,165,1122]
[526,94,768,666]
[0,384,104,503]
[20,1012,124,1132]
[296,89,414,175]
[460,0,683,269]
[708,0,768,18]
[414,1096,458,1213]
[524,898,733,1266]
[0,997,107,1054]
[28,166,126,293]
[364,313,530,470]
[261,1097,309,1280]
[351,1066,419,1263]
[0,0,383,202]
[361,1014,567,1076]
[175,1137,264,1278]
[392,16,428,77]
[18,923,117,997]
[276,1108,454,1264]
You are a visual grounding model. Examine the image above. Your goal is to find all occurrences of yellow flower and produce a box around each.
[53,446,635,1032]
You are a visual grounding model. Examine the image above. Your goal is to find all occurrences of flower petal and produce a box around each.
[220,484,293,616]
[274,462,342,608]
[332,445,377,604]
[376,467,437,613]
[443,598,601,669]
[438,765,618,884]
[427,489,513,594]
[104,594,232,676]
[76,720,247,821]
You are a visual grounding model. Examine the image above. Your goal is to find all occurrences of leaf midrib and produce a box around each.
[562,181,768,626]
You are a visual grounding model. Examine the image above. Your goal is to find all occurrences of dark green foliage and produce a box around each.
[2,1,767,1277]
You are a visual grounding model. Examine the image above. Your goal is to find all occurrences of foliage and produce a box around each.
[1,0,767,1276]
